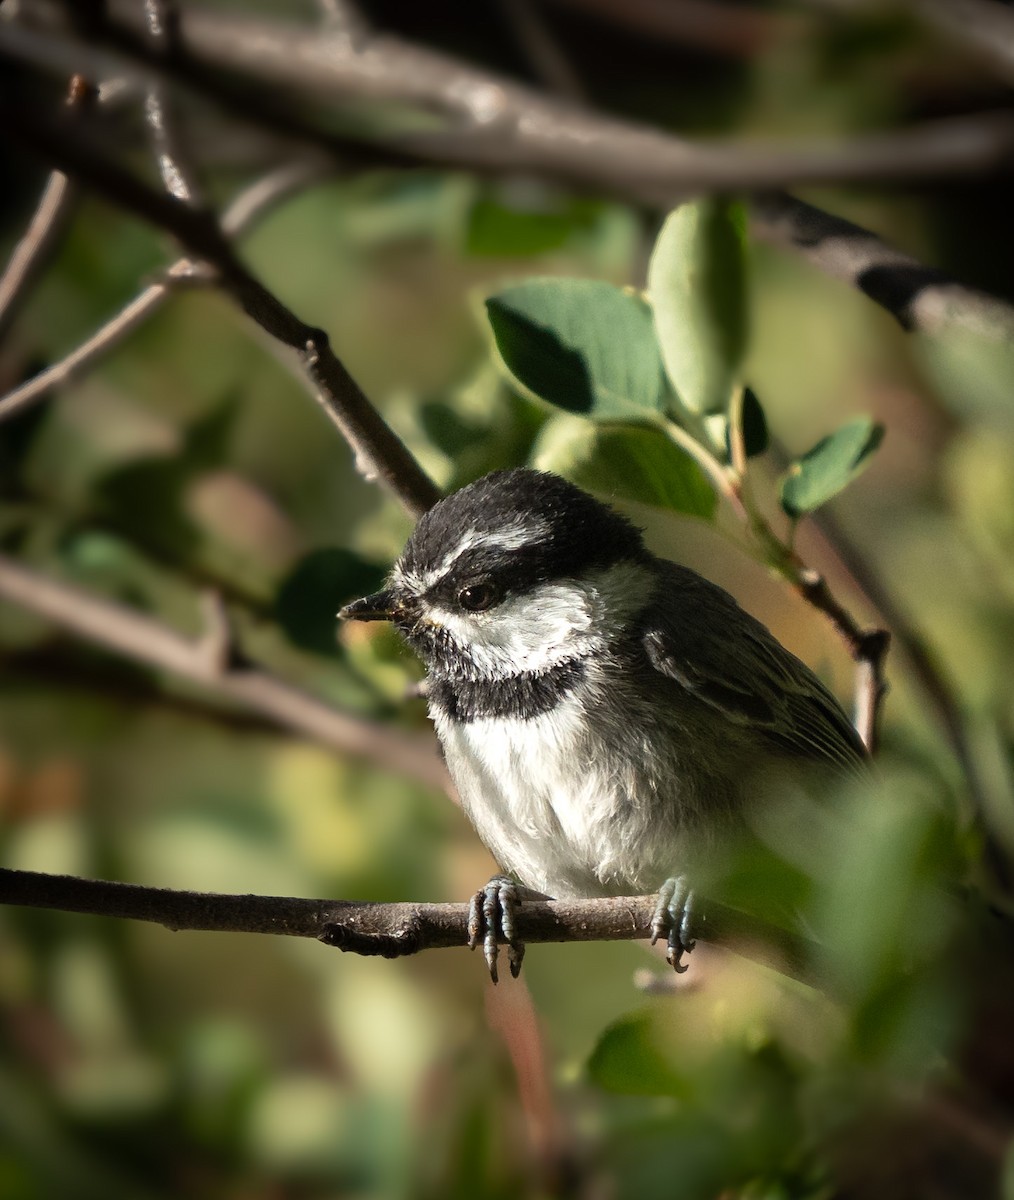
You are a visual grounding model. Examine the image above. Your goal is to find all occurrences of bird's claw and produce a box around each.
[468,875,525,983]
[650,876,696,973]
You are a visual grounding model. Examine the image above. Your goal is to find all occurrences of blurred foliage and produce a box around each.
[2,1,1014,1198]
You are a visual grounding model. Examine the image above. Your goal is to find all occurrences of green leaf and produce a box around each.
[780,417,884,518]
[587,1012,691,1097]
[533,416,717,520]
[648,199,748,415]
[466,195,601,257]
[485,278,666,421]
[277,548,386,658]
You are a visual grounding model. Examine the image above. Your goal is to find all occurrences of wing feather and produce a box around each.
[641,562,867,777]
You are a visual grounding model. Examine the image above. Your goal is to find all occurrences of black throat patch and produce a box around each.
[427,658,588,722]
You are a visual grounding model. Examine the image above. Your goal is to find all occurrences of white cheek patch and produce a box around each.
[430,561,654,675]
[393,518,550,594]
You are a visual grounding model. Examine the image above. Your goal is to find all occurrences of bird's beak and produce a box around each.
[338,587,401,623]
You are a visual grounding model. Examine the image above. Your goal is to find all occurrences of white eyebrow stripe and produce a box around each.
[395,518,550,593]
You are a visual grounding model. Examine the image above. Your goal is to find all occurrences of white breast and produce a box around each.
[432,690,685,898]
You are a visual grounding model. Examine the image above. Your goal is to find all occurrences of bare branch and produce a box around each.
[0,172,75,341]
[0,108,440,516]
[731,456,892,752]
[0,867,813,982]
[142,0,204,205]
[8,9,1014,197]
[793,566,890,753]
[54,8,1014,336]
[751,191,1014,340]
[809,508,1010,891]
[0,159,327,423]
[7,7,1014,341]
[0,553,449,794]
[0,74,94,346]
[0,278,170,421]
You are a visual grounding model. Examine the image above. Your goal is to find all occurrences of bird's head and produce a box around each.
[340,469,655,679]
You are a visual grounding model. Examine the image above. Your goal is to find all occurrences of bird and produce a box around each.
[340,468,866,980]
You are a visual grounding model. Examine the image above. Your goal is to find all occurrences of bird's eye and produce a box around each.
[457,581,499,613]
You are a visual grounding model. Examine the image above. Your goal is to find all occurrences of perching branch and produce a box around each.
[0,553,449,795]
[0,101,440,519]
[0,866,812,983]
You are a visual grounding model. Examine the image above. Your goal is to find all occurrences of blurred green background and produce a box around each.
[2,2,1014,1197]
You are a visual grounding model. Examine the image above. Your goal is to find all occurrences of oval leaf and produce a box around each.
[485,278,666,421]
[648,200,748,416]
[780,417,884,518]
[533,415,717,520]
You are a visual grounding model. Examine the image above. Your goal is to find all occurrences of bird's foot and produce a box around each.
[650,876,697,973]
[467,875,525,983]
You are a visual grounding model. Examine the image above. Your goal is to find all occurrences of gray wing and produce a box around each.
[641,561,867,777]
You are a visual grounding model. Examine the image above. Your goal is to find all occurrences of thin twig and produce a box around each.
[0,553,449,793]
[0,107,440,516]
[142,0,203,205]
[753,530,890,753]
[661,417,749,522]
[809,507,1008,888]
[0,867,813,983]
[0,74,94,346]
[725,437,891,751]
[0,276,174,422]
[793,565,890,753]
[0,159,327,423]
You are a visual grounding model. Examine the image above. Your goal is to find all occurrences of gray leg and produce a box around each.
[650,876,697,973]
[467,875,525,983]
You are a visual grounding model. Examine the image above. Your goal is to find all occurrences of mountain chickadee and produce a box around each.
[341,468,866,979]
